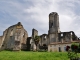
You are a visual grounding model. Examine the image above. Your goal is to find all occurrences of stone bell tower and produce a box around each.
[48,12,60,43]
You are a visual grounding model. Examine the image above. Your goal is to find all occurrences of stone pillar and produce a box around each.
[32,28,38,51]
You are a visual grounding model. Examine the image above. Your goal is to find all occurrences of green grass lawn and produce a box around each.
[0,51,72,60]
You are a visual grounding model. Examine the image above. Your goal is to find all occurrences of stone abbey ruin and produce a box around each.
[0,12,79,52]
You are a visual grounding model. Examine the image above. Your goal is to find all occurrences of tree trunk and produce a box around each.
[36,44,37,51]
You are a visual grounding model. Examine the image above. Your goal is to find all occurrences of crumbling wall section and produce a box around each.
[32,28,38,38]
[0,36,3,48]
[58,32,71,42]
[31,28,38,50]
[58,31,78,43]
[1,22,28,51]
[39,34,48,46]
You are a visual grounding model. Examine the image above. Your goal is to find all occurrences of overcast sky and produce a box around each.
[0,0,80,37]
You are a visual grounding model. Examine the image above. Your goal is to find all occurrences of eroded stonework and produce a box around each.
[0,12,79,51]
[0,22,28,51]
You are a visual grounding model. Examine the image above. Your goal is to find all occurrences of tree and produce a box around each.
[66,43,79,60]
[78,43,80,53]
[71,43,78,52]
[34,35,40,51]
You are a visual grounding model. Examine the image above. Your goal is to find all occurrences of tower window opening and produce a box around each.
[51,23,53,27]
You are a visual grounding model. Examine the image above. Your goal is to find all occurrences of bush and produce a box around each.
[78,44,80,53]
[66,43,80,60]
[71,43,78,52]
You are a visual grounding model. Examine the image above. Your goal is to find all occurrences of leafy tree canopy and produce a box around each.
[34,35,40,42]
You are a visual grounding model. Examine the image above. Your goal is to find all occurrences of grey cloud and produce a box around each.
[0,0,80,37]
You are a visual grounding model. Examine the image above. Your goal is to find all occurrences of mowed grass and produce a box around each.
[0,51,70,60]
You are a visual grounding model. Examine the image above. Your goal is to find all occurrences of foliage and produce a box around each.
[78,43,80,53]
[68,50,78,60]
[34,35,40,45]
[70,43,80,53]
[34,35,40,51]
[0,51,70,60]
[66,44,80,60]
[71,43,78,52]
[34,35,40,42]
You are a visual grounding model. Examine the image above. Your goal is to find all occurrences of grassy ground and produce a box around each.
[0,51,70,60]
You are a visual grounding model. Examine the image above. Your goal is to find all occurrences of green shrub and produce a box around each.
[71,43,78,52]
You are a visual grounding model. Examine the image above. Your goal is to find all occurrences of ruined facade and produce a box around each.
[48,12,79,52]
[32,12,79,52]
[0,12,79,51]
[0,22,28,51]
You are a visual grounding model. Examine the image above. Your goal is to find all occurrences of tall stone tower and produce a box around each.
[48,12,60,43]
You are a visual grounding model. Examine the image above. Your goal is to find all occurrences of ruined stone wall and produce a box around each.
[31,28,38,50]
[32,28,38,38]
[58,31,78,43]
[71,31,78,40]
[21,29,28,50]
[58,32,72,43]
[0,36,3,48]
[1,22,28,51]
[0,29,8,50]
[39,34,48,46]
